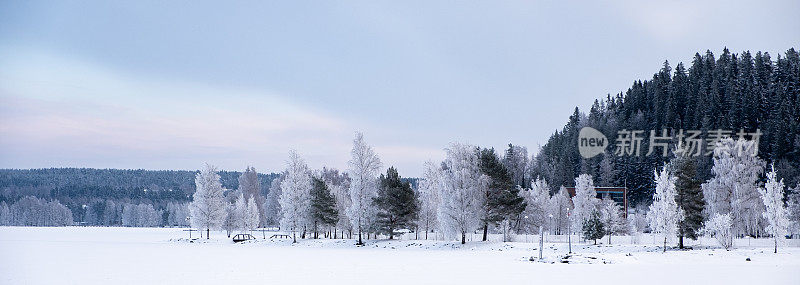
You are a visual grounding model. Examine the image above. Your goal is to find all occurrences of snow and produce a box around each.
[1,226,798,284]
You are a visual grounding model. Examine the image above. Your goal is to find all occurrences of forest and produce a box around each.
[530,48,800,207]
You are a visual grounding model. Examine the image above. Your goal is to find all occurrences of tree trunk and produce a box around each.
[482,223,488,241]
[292,231,297,243]
[313,221,318,239]
[357,226,363,245]
[663,236,667,252]
[461,232,466,244]
[678,234,684,249]
[774,237,778,253]
[206,228,210,239]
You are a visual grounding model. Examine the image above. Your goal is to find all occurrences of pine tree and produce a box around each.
[373,167,418,239]
[310,177,338,239]
[669,152,704,248]
[582,211,604,245]
[478,147,525,241]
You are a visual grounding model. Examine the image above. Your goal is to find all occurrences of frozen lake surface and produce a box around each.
[1,227,798,284]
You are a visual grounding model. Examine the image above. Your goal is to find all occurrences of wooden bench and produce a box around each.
[270,234,291,239]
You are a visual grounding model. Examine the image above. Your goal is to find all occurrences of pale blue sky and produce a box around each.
[1,0,798,176]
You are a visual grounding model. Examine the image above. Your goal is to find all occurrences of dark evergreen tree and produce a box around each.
[310,177,338,239]
[582,211,605,245]
[668,154,704,248]
[477,147,526,241]
[372,167,418,239]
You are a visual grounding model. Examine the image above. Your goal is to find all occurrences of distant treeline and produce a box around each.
[0,168,279,225]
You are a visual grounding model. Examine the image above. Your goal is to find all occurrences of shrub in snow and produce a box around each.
[703,213,733,250]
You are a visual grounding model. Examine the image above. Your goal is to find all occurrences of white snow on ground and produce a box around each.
[1,227,798,284]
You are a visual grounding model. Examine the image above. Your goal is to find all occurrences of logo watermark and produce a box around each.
[578,127,761,159]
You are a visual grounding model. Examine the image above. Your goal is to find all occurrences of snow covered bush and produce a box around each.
[703,213,733,250]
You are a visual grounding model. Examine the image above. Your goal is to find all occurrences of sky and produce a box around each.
[1,0,798,176]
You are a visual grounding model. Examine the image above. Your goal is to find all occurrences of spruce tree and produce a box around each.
[582,211,605,245]
[477,147,526,241]
[310,177,338,239]
[669,153,704,249]
[373,167,418,239]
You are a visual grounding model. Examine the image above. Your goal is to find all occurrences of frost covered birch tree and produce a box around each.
[548,186,572,235]
[648,167,684,252]
[417,161,442,240]
[438,143,487,244]
[701,138,765,236]
[760,165,790,253]
[238,166,266,227]
[189,164,227,239]
[599,196,625,244]
[521,178,550,233]
[279,151,312,243]
[264,173,285,228]
[571,174,598,233]
[346,132,382,245]
[244,195,260,232]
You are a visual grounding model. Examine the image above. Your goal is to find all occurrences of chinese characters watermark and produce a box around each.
[578,127,761,159]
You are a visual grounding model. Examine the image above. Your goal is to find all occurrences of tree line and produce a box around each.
[0,168,278,227]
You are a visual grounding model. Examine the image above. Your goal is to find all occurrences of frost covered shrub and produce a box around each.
[703,213,733,250]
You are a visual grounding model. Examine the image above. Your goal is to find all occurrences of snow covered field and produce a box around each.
[1,227,798,285]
